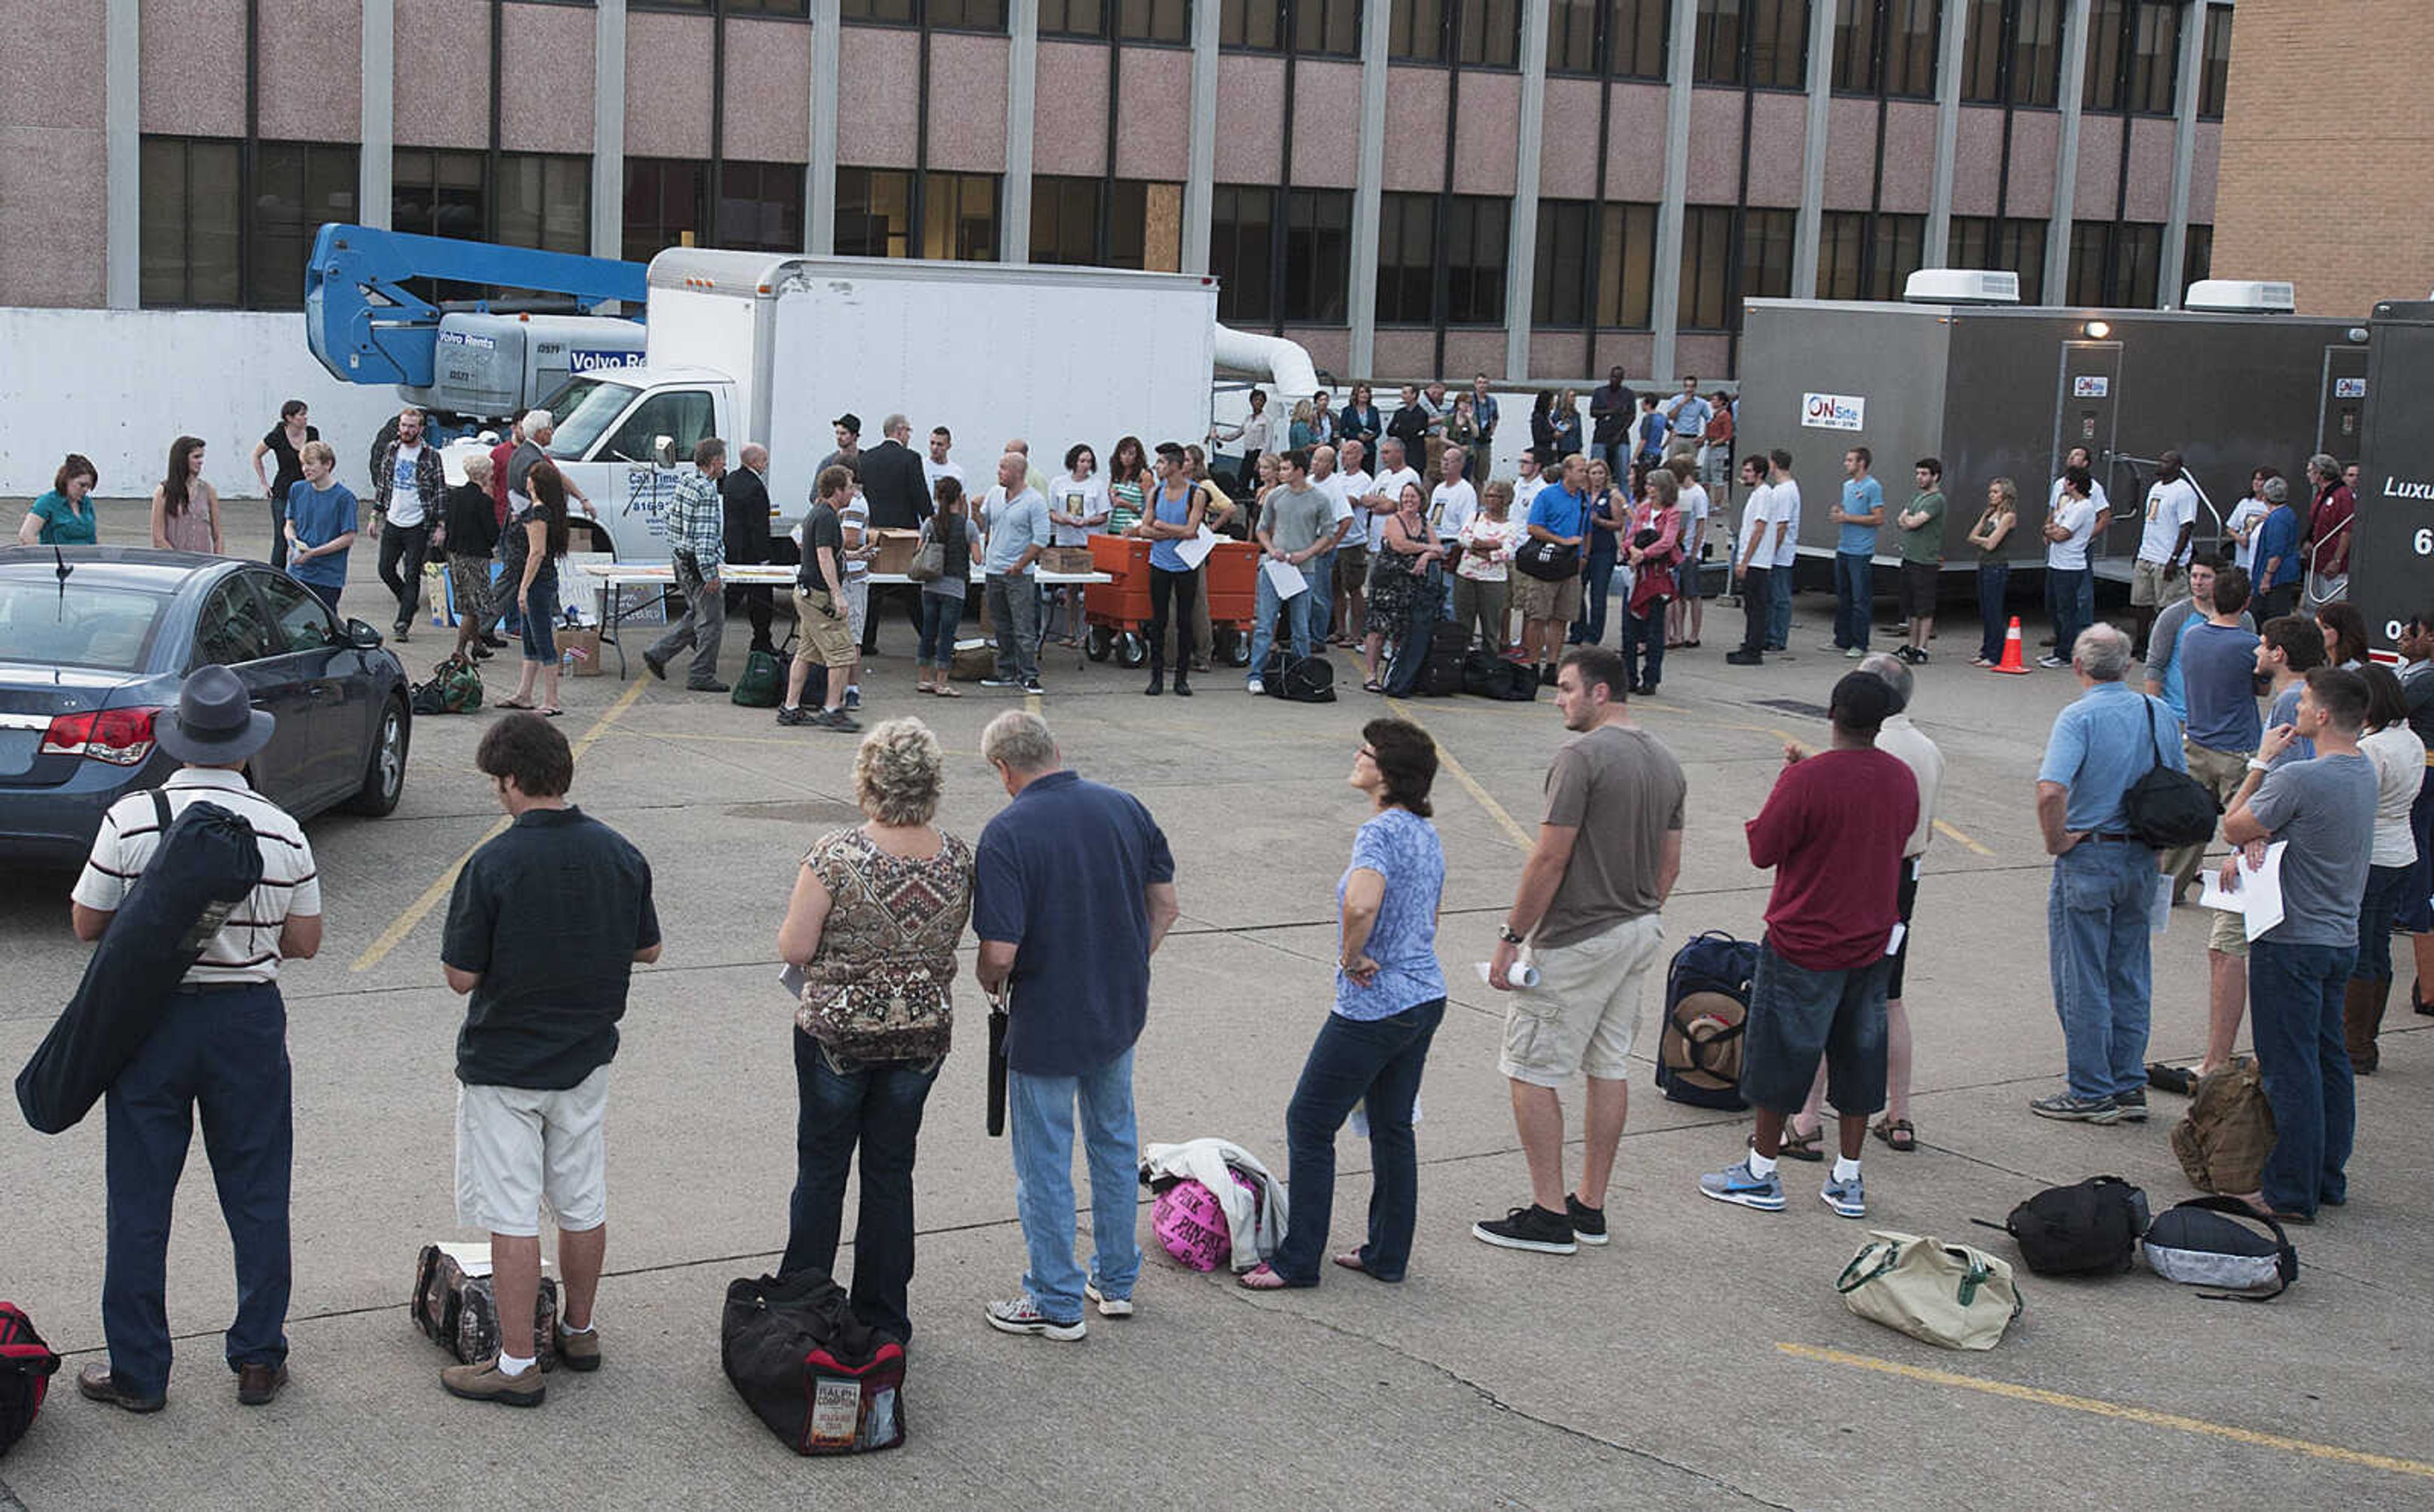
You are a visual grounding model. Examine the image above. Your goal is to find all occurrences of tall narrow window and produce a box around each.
[2181,224,2212,291]
[140,137,242,308]
[2198,4,2232,118]
[1211,184,1277,323]
[1948,214,2046,302]
[1692,0,1741,82]
[2125,0,2179,114]
[1740,207,1795,300]
[1375,192,1437,324]
[1609,0,1666,76]
[1390,0,1447,60]
[1548,0,1599,72]
[717,162,808,253]
[835,167,915,257]
[1869,213,1925,300]
[624,158,706,264]
[1281,188,1353,323]
[2013,0,2061,105]
[1959,0,2002,102]
[1598,202,1659,327]
[2082,0,2125,110]
[1749,0,1808,86]
[1831,0,1879,92]
[250,142,358,309]
[1880,0,1936,96]
[1533,200,1595,326]
[1677,206,1734,331]
[1457,0,1520,65]
[1439,196,1508,326]
[921,173,1000,260]
[495,154,591,255]
[1817,210,1868,300]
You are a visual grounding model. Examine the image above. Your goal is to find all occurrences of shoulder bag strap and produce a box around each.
[151,787,173,835]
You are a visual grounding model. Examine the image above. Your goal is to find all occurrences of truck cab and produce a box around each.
[538,366,741,560]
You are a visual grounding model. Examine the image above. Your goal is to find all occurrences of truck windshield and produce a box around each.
[546,378,641,461]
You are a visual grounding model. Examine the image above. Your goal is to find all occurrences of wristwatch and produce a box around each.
[1497,925,1527,945]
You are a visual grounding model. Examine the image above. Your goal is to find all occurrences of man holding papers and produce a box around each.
[1248,448,1334,695]
[2218,667,2379,1223]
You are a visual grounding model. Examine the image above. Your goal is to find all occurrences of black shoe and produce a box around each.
[776,705,814,727]
[1023,677,1045,695]
[393,624,412,643]
[1145,672,1164,696]
[686,679,730,693]
[469,643,493,662]
[481,634,510,650]
[77,1363,165,1414]
[641,649,668,681]
[1725,650,1763,666]
[1173,675,1192,698]
[1537,663,1558,687]
[1471,1203,1576,1255]
[236,1362,288,1406]
[1564,1195,1609,1246]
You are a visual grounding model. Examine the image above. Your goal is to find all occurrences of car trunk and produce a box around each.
[0,663,161,789]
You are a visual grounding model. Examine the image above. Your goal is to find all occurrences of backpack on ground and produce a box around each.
[731,648,783,708]
[1460,647,1536,701]
[409,654,483,715]
[1978,1176,2149,1277]
[0,1302,61,1458]
[1415,622,1469,697]
[2142,1197,2298,1300]
[2170,1057,2276,1195]
[16,791,263,1136]
[409,1242,562,1369]
[723,1272,907,1454]
[1656,930,1756,1110]
[1836,1230,2023,1351]
[1261,647,1337,703]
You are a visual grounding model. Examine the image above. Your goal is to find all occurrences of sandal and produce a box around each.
[1237,1263,1299,1290]
[1774,1125,1826,1162]
[1362,679,1384,693]
[932,684,962,698]
[2146,1062,2199,1096]
[495,698,535,710]
[1871,1117,1917,1153]
[536,706,563,718]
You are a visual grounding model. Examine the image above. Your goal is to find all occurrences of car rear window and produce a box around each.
[0,580,168,672]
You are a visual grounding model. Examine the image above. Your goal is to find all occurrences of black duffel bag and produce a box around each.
[2121,699,2219,850]
[723,1272,907,1454]
[15,791,262,1135]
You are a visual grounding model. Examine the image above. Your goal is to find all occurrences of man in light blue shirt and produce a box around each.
[1826,446,1884,657]
[1664,380,1710,457]
[2032,624,2185,1123]
[982,452,1052,693]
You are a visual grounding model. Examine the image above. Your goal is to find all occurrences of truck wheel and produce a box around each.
[1116,632,1148,668]
[1086,626,1114,662]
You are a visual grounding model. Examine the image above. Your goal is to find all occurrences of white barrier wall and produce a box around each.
[0,309,409,502]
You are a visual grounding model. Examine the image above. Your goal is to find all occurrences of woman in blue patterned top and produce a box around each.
[1244,719,1446,1288]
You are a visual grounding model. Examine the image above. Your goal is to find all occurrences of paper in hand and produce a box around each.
[1262,557,1309,599]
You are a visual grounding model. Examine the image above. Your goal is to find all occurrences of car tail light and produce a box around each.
[41,707,162,766]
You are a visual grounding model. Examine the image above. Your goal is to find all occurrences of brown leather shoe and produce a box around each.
[441,1355,546,1407]
[236,1362,288,1406]
[553,1323,602,1373]
[77,1362,165,1414]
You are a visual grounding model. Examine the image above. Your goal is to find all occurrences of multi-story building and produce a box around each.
[0,0,2239,381]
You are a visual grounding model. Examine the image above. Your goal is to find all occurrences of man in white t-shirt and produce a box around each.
[1765,451,1801,654]
[2225,467,2274,575]
[922,426,967,506]
[1332,439,1375,642]
[2042,445,2109,644]
[1370,439,1423,548]
[1428,448,1478,618]
[2038,465,2099,669]
[1669,454,1711,648]
[2130,449,2199,659]
[1727,454,1775,666]
[374,405,445,640]
[836,480,874,709]
[1306,444,1358,644]
[1514,450,1549,513]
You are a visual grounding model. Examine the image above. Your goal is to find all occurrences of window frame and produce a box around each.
[1694,0,1808,89]
[142,134,363,312]
[2197,3,2231,119]
[1548,0,1667,80]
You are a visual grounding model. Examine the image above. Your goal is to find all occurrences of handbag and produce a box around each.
[985,992,1008,1138]
[1514,535,1581,582]
[2120,699,2219,850]
[907,516,946,584]
[1836,1230,2023,1350]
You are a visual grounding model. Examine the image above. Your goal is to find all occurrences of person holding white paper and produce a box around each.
[2218,667,2380,1222]
[1135,442,1208,698]
[1247,448,1335,695]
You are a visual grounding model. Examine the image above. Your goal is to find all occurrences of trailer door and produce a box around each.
[2051,341,2122,479]
[2317,345,2369,458]
[2350,306,2434,653]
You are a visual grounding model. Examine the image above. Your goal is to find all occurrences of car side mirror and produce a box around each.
[345,618,385,650]
[653,435,678,468]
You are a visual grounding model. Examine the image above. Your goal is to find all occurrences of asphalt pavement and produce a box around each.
[3,502,2431,1510]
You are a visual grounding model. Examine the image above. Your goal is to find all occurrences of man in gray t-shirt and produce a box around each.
[1247,448,1336,686]
[2219,666,2379,1220]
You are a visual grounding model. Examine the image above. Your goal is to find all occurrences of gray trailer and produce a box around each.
[2348,298,2434,657]
[1734,295,2367,585]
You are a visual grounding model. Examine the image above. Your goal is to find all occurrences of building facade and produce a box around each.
[2213,0,2428,319]
[0,0,2236,381]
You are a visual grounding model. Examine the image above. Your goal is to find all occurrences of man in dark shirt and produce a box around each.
[778,466,861,731]
[854,413,934,654]
[721,442,778,655]
[973,711,1179,1340]
[439,714,661,1407]
[1589,366,1636,480]
[1700,672,1917,1220]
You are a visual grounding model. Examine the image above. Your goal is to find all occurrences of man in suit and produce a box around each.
[722,443,777,656]
[856,413,934,657]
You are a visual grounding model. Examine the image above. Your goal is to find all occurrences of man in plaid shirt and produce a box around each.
[643,439,731,691]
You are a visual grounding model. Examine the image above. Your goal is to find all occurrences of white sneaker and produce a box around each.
[1246,677,1266,695]
[1083,1283,1134,1318]
[984,1295,1086,1340]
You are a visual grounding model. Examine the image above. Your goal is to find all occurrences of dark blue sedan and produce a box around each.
[0,547,413,866]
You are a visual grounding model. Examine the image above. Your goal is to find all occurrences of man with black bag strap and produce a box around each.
[2031,625,2184,1125]
[59,665,323,1414]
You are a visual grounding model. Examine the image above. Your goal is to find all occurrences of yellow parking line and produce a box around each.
[1933,819,1995,857]
[1777,1343,2434,1480]
[351,679,648,973]
[1383,696,1534,852]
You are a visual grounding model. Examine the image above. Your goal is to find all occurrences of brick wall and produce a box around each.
[2213,0,2434,317]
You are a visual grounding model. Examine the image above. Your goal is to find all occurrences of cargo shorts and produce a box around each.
[1500,913,1664,1086]
[456,1066,611,1236]
[792,586,858,667]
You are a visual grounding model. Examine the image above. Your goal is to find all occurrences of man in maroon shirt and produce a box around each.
[1699,672,1918,1219]
[2303,452,2353,592]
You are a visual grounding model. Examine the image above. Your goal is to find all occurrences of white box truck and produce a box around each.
[520,250,1315,561]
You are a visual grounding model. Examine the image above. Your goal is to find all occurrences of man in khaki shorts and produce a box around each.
[778,464,863,732]
[439,714,661,1406]
[1478,646,1687,1255]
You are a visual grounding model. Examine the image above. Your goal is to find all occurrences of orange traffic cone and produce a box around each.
[1990,616,2031,675]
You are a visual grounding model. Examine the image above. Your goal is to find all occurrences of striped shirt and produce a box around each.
[72,768,322,985]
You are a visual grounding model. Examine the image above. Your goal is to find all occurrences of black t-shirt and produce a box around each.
[442,481,498,558]
[797,501,846,589]
[442,806,660,1089]
[263,424,318,496]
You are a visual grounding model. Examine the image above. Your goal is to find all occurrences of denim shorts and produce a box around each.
[518,570,560,663]
[1740,940,1891,1115]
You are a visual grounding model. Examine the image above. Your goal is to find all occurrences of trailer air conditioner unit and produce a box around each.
[2184,279,2296,314]
[1902,269,2021,305]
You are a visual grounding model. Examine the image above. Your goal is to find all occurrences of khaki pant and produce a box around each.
[2165,740,2253,897]
[1450,574,1509,653]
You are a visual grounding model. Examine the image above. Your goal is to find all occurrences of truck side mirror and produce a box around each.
[653,434,677,468]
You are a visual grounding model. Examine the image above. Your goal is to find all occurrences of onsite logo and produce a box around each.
[569,349,645,373]
[1801,392,1865,432]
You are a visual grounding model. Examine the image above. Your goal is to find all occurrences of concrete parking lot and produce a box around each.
[4,504,2432,1509]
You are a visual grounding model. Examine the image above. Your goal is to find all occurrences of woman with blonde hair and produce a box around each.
[1289,397,1321,451]
[1966,477,2018,666]
[776,715,974,1342]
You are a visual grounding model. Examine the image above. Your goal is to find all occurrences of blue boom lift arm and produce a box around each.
[303,222,649,388]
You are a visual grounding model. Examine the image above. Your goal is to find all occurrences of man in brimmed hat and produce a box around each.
[67,664,325,1414]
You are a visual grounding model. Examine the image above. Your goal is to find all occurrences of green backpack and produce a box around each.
[409,655,484,715]
[731,648,783,708]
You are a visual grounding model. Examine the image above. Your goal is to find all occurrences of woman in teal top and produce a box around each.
[1134,442,1206,698]
[19,454,100,546]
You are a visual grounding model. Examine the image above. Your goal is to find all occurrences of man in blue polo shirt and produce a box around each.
[2032,624,2184,1125]
[1826,446,1884,657]
[973,710,1180,1340]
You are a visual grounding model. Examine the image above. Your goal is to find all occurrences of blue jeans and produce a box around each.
[2047,838,2156,1099]
[917,591,960,669]
[2047,567,2092,659]
[518,570,560,663]
[103,983,293,1397]
[1742,944,1891,1114]
[781,1032,939,1343]
[1832,551,1871,650]
[2356,864,2412,982]
[1308,548,1337,637]
[1621,600,1665,688]
[1272,999,1445,1285]
[1250,561,1317,682]
[2401,769,2434,935]
[1976,560,2011,662]
[1008,1048,1140,1323]
[1767,562,1792,650]
[307,582,342,613]
[1573,546,1617,645]
[2250,938,2358,1215]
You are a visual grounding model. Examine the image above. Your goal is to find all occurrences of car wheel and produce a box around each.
[345,696,409,816]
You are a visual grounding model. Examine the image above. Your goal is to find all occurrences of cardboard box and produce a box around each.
[1041,545,1096,575]
[870,528,925,576]
[556,626,605,677]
